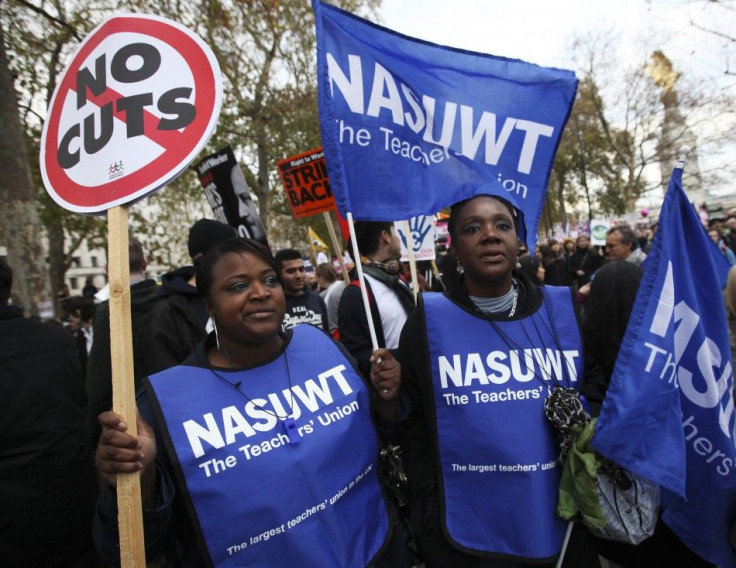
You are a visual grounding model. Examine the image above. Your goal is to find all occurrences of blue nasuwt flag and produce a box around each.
[312,0,577,246]
[593,159,736,567]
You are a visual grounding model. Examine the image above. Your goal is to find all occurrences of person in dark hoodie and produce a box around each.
[136,218,236,379]
[86,236,159,446]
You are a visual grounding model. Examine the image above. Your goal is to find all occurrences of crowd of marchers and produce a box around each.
[1,200,735,567]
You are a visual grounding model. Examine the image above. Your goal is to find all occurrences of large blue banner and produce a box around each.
[313,1,577,244]
[593,160,736,567]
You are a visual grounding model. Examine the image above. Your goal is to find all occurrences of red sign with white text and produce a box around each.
[40,14,222,213]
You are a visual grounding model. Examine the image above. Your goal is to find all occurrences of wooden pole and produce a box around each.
[307,226,318,267]
[347,212,379,351]
[402,220,419,304]
[323,210,350,283]
[107,206,146,568]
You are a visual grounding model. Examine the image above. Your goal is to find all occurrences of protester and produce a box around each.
[0,259,99,567]
[568,235,603,287]
[540,244,572,286]
[581,260,715,567]
[63,294,96,375]
[723,216,736,253]
[605,226,646,266]
[337,221,415,376]
[136,218,236,378]
[726,265,736,359]
[518,254,545,285]
[85,236,159,445]
[275,248,329,332]
[316,248,329,265]
[397,190,597,567]
[82,276,99,298]
[708,228,736,265]
[562,237,575,260]
[314,261,346,333]
[93,238,411,567]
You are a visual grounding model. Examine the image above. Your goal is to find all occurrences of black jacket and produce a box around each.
[0,305,98,566]
[568,248,604,287]
[136,266,209,379]
[86,278,160,445]
[337,268,415,377]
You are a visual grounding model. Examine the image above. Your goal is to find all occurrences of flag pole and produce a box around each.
[402,220,419,304]
[323,210,350,284]
[555,521,574,568]
[307,227,318,267]
[346,212,379,351]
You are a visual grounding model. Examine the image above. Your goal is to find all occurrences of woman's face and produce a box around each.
[451,196,517,297]
[206,251,286,346]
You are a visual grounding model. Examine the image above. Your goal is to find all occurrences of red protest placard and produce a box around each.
[40,14,222,213]
[277,148,335,218]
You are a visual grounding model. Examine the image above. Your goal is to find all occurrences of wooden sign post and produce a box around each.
[39,14,223,567]
[107,206,145,566]
[323,211,350,284]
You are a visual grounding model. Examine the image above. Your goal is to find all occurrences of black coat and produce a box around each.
[0,305,98,566]
[85,278,160,445]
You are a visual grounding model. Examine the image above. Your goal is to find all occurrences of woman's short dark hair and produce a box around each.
[196,238,280,302]
[448,194,518,241]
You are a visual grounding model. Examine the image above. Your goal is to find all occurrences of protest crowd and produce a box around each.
[3,2,736,568]
[3,195,735,567]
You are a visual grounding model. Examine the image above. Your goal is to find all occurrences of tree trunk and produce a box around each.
[556,175,568,229]
[48,216,65,316]
[0,22,49,315]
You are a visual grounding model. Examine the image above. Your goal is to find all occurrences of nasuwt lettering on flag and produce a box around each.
[593,155,736,567]
[313,0,578,243]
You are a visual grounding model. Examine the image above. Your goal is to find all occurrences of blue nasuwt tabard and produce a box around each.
[423,287,582,560]
[146,324,390,567]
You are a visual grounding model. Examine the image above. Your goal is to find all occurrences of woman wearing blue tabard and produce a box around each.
[93,238,412,567]
[397,190,599,567]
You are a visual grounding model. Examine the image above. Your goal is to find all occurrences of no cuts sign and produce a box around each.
[40,14,222,213]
